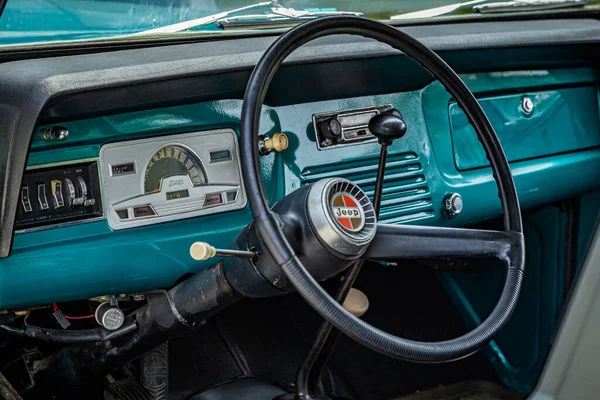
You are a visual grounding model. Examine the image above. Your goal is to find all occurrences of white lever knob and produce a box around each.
[343,288,369,317]
[190,242,217,261]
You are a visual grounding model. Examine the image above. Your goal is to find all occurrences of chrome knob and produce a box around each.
[444,193,463,217]
[521,96,534,116]
[259,133,289,155]
[40,126,69,141]
[95,302,125,331]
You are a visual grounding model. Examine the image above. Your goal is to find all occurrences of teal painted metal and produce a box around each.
[450,86,600,170]
[301,151,435,224]
[438,206,567,393]
[0,67,599,394]
[1,99,285,309]
[577,190,600,272]
[2,67,600,311]
[427,68,600,392]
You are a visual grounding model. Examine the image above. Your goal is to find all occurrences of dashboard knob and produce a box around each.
[190,241,256,261]
[260,133,289,155]
[320,117,342,141]
[190,242,217,261]
[95,302,125,331]
[265,133,289,152]
[368,111,407,145]
[40,126,69,141]
[343,288,369,317]
[444,193,464,217]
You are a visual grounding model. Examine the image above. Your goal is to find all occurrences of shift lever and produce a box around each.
[291,110,407,400]
[368,110,407,213]
[368,111,408,145]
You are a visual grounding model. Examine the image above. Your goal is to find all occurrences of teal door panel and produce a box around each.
[438,206,567,393]
[450,86,600,170]
[577,190,600,272]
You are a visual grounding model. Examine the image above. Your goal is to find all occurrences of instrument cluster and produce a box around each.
[100,129,246,230]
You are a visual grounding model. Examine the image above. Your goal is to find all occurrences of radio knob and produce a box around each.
[320,117,342,141]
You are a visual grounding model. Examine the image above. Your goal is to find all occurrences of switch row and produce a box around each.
[20,177,95,213]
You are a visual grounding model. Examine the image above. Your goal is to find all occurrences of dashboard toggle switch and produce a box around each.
[50,179,64,209]
[64,178,77,207]
[21,186,32,213]
[37,183,49,210]
[75,176,88,206]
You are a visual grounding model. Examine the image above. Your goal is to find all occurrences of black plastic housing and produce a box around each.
[16,161,103,231]
[225,185,355,298]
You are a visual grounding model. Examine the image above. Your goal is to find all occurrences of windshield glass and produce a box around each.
[0,0,598,47]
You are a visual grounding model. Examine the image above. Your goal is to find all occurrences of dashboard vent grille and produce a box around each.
[301,152,434,224]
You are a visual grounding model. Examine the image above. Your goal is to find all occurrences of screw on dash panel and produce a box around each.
[520,96,534,116]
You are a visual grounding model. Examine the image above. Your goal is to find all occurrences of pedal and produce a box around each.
[141,342,169,400]
[104,377,151,400]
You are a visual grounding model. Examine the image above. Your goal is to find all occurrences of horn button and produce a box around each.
[331,192,366,232]
[308,178,377,256]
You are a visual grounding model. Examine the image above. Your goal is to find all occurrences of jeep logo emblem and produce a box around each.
[168,179,185,187]
[330,192,365,232]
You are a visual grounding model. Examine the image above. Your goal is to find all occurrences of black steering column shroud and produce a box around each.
[240,16,525,363]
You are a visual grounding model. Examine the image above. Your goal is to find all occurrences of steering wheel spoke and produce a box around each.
[365,224,524,266]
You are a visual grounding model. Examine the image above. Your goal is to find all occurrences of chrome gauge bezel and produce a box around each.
[99,129,247,231]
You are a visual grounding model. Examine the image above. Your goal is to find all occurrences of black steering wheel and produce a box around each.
[240,16,525,363]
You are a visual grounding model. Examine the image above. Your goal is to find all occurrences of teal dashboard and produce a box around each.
[0,65,598,309]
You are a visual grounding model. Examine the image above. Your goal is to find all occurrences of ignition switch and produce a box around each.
[95,296,125,331]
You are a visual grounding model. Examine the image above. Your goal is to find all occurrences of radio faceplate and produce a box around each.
[100,129,246,230]
[313,104,393,150]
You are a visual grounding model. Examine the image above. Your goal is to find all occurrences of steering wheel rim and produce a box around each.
[240,16,525,362]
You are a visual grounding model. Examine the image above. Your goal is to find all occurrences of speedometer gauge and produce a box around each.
[143,145,207,193]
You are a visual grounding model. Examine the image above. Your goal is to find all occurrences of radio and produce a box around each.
[312,104,395,150]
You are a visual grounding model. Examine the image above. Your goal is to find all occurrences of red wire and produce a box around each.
[64,314,95,320]
[53,303,95,320]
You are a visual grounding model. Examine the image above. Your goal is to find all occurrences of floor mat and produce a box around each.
[393,380,525,400]
[286,262,500,399]
[168,261,500,400]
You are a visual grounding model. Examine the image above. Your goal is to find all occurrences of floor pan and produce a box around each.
[393,380,525,400]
